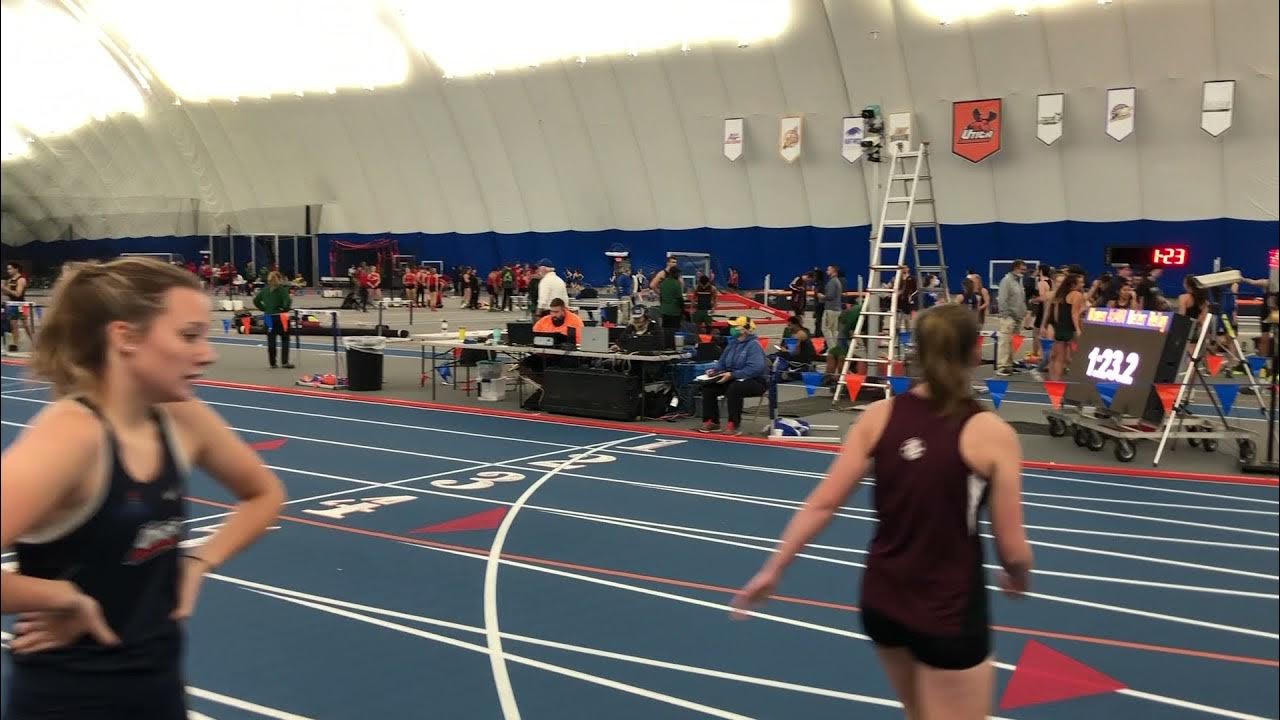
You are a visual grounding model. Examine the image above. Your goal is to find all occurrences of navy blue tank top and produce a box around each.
[862,393,989,637]
[13,398,186,674]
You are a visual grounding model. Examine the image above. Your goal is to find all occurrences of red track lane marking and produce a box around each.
[5,359,1275,486]
[187,497,1280,669]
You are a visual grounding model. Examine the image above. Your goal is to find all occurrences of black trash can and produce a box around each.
[345,338,385,391]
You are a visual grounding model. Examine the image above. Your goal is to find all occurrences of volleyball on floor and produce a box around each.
[771,418,811,437]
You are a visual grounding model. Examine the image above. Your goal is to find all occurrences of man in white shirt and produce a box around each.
[535,258,569,316]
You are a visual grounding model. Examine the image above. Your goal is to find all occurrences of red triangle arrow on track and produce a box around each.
[250,438,288,452]
[999,640,1126,710]
[410,507,508,534]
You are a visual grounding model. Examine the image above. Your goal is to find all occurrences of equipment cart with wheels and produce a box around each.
[1043,307,1267,467]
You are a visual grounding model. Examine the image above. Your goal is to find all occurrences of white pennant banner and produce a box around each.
[779,116,802,163]
[723,118,744,161]
[886,112,913,157]
[842,117,865,163]
[1036,93,1064,145]
[1201,80,1234,137]
[1106,87,1135,141]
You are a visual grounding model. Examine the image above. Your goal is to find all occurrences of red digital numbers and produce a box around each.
[1151,247,1187,266]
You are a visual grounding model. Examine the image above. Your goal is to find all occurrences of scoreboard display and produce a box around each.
[1105,245,1190,268]
[1064,308,1193,422]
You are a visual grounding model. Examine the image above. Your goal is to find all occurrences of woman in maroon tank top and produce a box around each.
[733,303,1033,720]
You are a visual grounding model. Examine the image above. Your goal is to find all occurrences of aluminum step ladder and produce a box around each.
[833,141,952,407]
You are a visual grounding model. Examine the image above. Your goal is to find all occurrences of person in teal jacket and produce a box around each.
[253,271,293,369]
[699,316,768,436]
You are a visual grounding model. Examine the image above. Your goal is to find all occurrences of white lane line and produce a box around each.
[208,582,756,720]
[1020,500,1277,538]
[1021,472,1279,506]
[397,544,1272,720]
[536,508,1278,601]
[5,387,1274,510]
[6,411,1275,579]
[226,582,912,713]
[484,434,651,720]
[1020,492,1278,516]
[185,687,313,720]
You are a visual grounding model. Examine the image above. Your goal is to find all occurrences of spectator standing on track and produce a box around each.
[1,257,284,720]
[253,271,294,369]
[658,268,686,331]
[535,260,568,317]
[691,275,718,333]
[996,260,1028,377]
[733,302,1032,720]
[3,262,31,352]
[820,265,844,342]
[789,271,810,319]
[500,265,516,312]
[649,257,680,293]
[1042,273,1084,382]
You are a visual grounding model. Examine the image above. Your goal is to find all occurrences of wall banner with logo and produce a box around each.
[723,118,744,161]
[952,98,1002,163]
[1201,80,1234,137]
[886,112,912,157]
[841,117,865,163]
[1106,87,1135,141]
[779,116,802,163]
[1036,93,1064,145]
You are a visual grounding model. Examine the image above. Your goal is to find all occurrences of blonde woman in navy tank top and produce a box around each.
[733,303,1033,720]
[2,257,285,720]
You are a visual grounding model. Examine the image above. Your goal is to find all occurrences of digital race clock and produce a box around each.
[1064,309,1193,422]
[1105,245,1189,268]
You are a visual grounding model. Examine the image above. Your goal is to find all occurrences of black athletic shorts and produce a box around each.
[860,606,990,670]
[4,666,187,720]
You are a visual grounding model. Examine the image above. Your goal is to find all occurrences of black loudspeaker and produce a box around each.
[541,368,640,421]
[1140,312,1194,424]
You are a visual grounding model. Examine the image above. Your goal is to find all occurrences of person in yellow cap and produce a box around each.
[699,316,768,436]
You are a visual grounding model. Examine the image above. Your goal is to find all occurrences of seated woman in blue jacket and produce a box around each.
[699,316,768,436]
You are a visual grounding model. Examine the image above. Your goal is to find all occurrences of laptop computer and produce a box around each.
[579,326,610,353]
[621,334,663,353]
[533,328,576,348]
[507,322,534,346]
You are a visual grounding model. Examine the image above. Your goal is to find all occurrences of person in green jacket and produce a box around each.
[658,272,685,331]
[253,271,293,369]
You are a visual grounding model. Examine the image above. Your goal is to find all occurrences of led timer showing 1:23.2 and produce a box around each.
[1085,347,1140,385]
[1152,247,1187,266]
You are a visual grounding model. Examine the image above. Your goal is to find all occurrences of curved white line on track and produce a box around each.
[483,434,652,720]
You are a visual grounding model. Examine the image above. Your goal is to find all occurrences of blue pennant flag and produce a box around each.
[1096,381,1120,409]
[34,306,43,321]
[898,330,911,347]
[1040,337,1054,357]
[887,375,912,395]
[221,319,231,334]
[1247,356,1267,375]
[437,366,451,382]
[263,314,273,331]
[801,371,823,397]
[1214,383,1240,416]
[984,378,1009,409]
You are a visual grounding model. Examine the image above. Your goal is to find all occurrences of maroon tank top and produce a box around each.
[861,392,990,637]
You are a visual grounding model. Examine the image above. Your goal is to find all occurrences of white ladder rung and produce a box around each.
[891,174,931,180]
[861,310,895,316]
